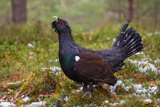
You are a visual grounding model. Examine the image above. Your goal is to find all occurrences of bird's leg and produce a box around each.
[74,83,87,93]
[82,82,93,99]
[83,83,88,91]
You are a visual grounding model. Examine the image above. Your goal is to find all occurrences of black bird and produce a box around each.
[51,16,143,98]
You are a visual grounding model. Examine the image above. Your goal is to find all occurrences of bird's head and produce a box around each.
[52,16,71,33]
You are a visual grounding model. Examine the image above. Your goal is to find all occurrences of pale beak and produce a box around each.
[53,16,58,22]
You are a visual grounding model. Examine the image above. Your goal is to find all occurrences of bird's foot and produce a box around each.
[82,91,91,99]
[74,87,92,99]
[74,83,96,99]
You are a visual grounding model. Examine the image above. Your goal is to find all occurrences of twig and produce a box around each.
[0,95,7,100]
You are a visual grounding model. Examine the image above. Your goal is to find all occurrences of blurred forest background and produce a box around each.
[0,0,160,30]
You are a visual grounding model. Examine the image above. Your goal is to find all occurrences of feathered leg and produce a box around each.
[82,82,93,99]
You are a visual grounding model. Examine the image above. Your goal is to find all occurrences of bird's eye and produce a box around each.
[60,20,64,25]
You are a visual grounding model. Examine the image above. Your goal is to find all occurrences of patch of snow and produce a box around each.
[110,80,131,93]
[148,85,157,94]
[105,100,109,103]
[7,79,25,85]
[156,98,160,102]
[154,59,160,63]
[0,102,16,107]
[38,98,41,101]
[64,96,69,102]
[22,96,30,102]
[49,66,61,71]
[131,93,146,98]
[110,103,119,106]
[110,85,117,94]
[75,87,83,93]
[113,38,116,42]
[27,43,34,48]
[84,104,88,107]
[30,52,34,54]
[26,101,46,107]
[147,33,152,36]
[148,93,152,98]
[29,56,33,59]
[155,31,160,35]
[133,84,158,95]
[120,100,126,104]
[21,95,25,98]
[116,80,124,86]
[42,66,61,75]
[135,52,145,57]
[143,99,152,103]
[133,84,147,93]
[107,37,111,40]
[124,86,131,91]
[128,58,157,73]
[55,59,59,62]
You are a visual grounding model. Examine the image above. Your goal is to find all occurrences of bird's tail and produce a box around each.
[113,24,143,59]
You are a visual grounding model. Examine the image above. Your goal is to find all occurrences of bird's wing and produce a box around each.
[95,48,124,73]
[74,51,117,85]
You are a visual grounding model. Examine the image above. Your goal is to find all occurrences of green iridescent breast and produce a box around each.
[59,54,75,69]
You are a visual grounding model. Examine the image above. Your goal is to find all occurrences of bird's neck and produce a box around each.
[58,31,79,55]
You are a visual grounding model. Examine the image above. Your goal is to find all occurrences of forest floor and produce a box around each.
[0,22,160,106]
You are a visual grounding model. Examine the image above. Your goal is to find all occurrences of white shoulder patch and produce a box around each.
[75,56,80,61]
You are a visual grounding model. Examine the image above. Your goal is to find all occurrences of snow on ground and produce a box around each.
[64,96,69,102]
[110,80,158,99]
[143,99,152,103]
[110,80,131,94]
[55,59,59,62]
[109,102,119,106]
[127,52,159,75]
[154,59,160,63]
[42,66,61,75]
[147,31,160,36]
[27,43,34,48]
[22,96,30,103]
[26,101,46,107]
[0,100,16,107]
[105,100,109,103]
[7,79,25,85]
[0,98,46,107]
[108,100,127,106]
[128,58,157,73]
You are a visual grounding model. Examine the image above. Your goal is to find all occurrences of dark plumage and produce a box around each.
[51,16,143,98]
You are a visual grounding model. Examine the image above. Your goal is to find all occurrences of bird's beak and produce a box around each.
[53,16,58,22]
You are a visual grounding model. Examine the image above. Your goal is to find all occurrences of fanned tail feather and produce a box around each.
[111,24,143,72]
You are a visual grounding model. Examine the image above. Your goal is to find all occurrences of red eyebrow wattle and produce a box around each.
[60,20,64,25]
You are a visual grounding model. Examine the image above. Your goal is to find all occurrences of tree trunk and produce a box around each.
[153,0,160,28]
[154,4,158,28]
[128,0,133,23]
[11,0,27,24]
